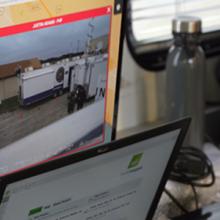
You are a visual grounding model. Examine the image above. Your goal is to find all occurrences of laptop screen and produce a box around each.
[0,128,181,220]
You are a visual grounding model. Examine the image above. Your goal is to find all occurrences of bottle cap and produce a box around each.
[172,16,202,34]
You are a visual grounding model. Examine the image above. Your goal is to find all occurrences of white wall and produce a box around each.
[0,76,18,103]
[117,39,220,135]
[117,41,167,132]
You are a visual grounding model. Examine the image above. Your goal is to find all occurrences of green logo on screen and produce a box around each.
[128,153,143,169]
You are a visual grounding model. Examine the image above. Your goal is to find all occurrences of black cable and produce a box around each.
[170,146,215,187]
[166,146,216,212]
[180,171,199,209]
[190,183,199,209]
[164,188,189,214]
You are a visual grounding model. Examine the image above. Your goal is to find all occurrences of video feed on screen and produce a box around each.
[0,13,110,150]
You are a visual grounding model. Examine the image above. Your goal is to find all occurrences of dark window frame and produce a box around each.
[126,2,220,71]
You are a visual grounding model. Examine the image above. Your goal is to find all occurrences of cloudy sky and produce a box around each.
[0,15,110,65]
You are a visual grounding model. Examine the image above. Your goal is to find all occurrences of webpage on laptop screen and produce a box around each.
[0,129,180,220]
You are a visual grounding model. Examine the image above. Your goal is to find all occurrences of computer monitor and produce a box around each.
[0,1,126,175]
[0,119,190,220]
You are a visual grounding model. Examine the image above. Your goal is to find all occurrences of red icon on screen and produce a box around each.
[107,7,111,13]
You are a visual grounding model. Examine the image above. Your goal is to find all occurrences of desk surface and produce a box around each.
[154,144,220,220]
[153,177,220,219]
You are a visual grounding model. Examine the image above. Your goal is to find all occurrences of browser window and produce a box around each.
[0,0,124,175]
[0,129,180,220]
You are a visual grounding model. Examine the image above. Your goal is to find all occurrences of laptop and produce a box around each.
[0,119,190,220]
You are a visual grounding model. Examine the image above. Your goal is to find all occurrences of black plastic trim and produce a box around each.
[111,0,127,140]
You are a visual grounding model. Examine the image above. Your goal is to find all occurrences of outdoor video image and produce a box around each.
[0,14,110,151]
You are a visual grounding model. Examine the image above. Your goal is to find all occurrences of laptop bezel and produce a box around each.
[111,0,127,140]
[0,118,190,220]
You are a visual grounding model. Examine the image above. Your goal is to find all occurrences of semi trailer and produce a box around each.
[69,54,108,101]
[18,62,71,106]
[18,54,108,106]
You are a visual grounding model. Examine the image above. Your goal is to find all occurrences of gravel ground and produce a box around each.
[0,94,71,148]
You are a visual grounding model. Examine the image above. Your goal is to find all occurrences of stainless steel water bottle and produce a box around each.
[166,16,205,148]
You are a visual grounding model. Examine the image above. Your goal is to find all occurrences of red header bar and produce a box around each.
[0,6,112,37]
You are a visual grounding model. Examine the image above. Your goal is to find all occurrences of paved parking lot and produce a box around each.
[0,94,69,149]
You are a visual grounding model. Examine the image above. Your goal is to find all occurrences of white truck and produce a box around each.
[18,62,72,106]
[69,54,108,101]
[18,54,108,106]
